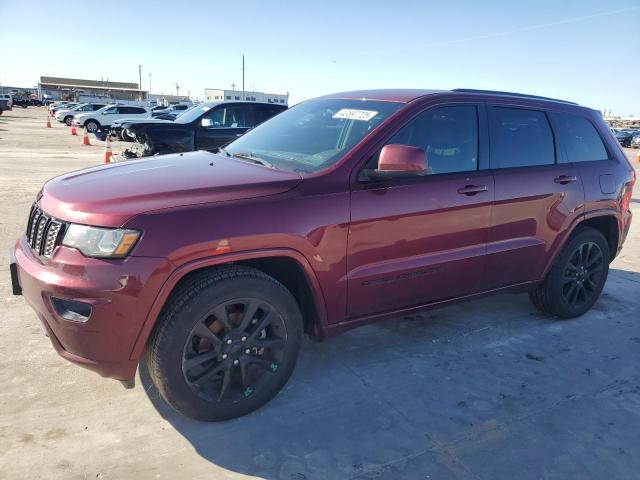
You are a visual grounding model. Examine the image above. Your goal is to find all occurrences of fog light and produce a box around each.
[51,297,92,323]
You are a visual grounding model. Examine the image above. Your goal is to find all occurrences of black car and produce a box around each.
[613,128,634,147]
[116,101,287,157]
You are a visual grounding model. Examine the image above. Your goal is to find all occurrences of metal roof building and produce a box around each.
[38,76,147,101]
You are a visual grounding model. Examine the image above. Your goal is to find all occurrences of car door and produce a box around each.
[483,105,584,289]
[254,104,286,127]
[195,103,255,151]
[347,104,493,318]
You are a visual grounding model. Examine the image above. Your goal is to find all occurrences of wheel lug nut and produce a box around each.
[245,349,251,354]
[222,353,228,359]
[241,336,247,342]
[233,359,239,365]
[226,339,233,345]
[251,319,257,324]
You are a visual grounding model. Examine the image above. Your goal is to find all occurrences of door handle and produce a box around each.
[554,175,577,184]
[457,185,488,195]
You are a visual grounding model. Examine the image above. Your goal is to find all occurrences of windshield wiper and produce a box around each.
[217,147,231,157]
[232,152,278,170]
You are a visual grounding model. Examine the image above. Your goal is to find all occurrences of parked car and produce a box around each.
[0,94,13,108]
[55,103,107,126]
[49,102,78,115]
[151,103,191,117]
[74,104,151,133]
[12,95,29,108]
[612,128,634,147]
[29,98,44,107]
[110,117,174,141]
[631,131,640,148]
[10,89,636,421]
[116,101,286,157]
[0,98,9,114]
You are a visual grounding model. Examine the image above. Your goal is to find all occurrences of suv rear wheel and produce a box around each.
[529,226,609,319]
[146,266,303,421]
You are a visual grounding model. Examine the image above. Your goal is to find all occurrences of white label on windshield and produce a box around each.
[201,106,211,112]
[332,109,378,121]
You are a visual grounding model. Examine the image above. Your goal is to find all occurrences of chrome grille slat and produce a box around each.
[25,204,67,259]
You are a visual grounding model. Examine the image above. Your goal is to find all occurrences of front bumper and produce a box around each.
[12,235,172,380]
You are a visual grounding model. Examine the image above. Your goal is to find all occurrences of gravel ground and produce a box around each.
[1,107,639,480]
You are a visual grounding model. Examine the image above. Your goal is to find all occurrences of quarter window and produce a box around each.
[549,112,608,163]
[490,107,555,168]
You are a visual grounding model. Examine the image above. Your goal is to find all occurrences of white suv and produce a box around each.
[75,104,151,133]
[0,94,13,108]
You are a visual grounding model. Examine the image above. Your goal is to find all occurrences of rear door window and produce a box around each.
[490,107,555,168]
[548,112,608,163]
[254,105,285,125]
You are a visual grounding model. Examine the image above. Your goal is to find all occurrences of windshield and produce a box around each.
[224,98,402,173]
[175,105,212,124]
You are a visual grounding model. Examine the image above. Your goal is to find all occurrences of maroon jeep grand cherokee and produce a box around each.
[11,89,635,420]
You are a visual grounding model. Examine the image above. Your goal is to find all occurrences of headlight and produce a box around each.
[62,224,140,258]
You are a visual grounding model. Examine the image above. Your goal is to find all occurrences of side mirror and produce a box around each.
[366,144,428,180]
[201,118,213,128]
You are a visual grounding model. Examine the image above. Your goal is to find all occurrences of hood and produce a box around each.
[40,151,302,227]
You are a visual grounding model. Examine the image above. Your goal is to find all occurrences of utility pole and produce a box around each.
[138,64,142,90]
[242,54,245,101]
[149,72,152,93]
[176,82,180,97]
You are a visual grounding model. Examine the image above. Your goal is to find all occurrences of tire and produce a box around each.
[146,266,303,421]
[121,128,134,142]
[529,226,610,319]
[85,120,99,133]
[64,115,73,126]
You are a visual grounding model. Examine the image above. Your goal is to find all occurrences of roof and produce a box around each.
[39,76,143,91]
[320,88,578,106]
[320,89,444,103]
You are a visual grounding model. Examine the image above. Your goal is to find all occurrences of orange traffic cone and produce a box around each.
[46,116,51,128]
[82,129,91,146]
[70,121,77,136]
[636,149,640,163]
[104,135,113,163]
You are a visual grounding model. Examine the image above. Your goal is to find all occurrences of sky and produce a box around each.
[1,0,639,114]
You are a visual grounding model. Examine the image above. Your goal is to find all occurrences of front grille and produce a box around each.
[26,204,66,259]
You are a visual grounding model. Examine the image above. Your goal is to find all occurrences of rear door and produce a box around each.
[347,104,493,318]
[196,103,255,151]
[484,105,584,289]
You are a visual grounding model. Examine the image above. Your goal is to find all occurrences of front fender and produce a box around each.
[127,248,328,362]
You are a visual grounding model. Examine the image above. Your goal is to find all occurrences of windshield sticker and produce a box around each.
[332,109,378,121]
[201,106,211,112]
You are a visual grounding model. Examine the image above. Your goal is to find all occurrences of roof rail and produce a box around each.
[452,88,578,105]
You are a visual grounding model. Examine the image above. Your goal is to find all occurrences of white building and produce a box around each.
[204,88,288,105]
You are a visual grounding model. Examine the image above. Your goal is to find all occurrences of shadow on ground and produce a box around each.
[141,268,640,480]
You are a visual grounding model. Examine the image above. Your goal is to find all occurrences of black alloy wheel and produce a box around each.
[146,266,303,421]
[182,298,287,403]
[561,241,604,308]
[529,227,610,319]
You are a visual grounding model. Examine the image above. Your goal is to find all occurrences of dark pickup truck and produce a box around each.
[113,101,287,157]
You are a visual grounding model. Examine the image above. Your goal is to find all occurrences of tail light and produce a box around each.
[621,169,636,214]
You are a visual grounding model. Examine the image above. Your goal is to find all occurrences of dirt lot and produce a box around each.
[1,107,639,480]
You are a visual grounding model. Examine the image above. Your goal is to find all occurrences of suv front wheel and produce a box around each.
[529,226,610,319]
[84,120,100,133]
[146,266,303,421]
